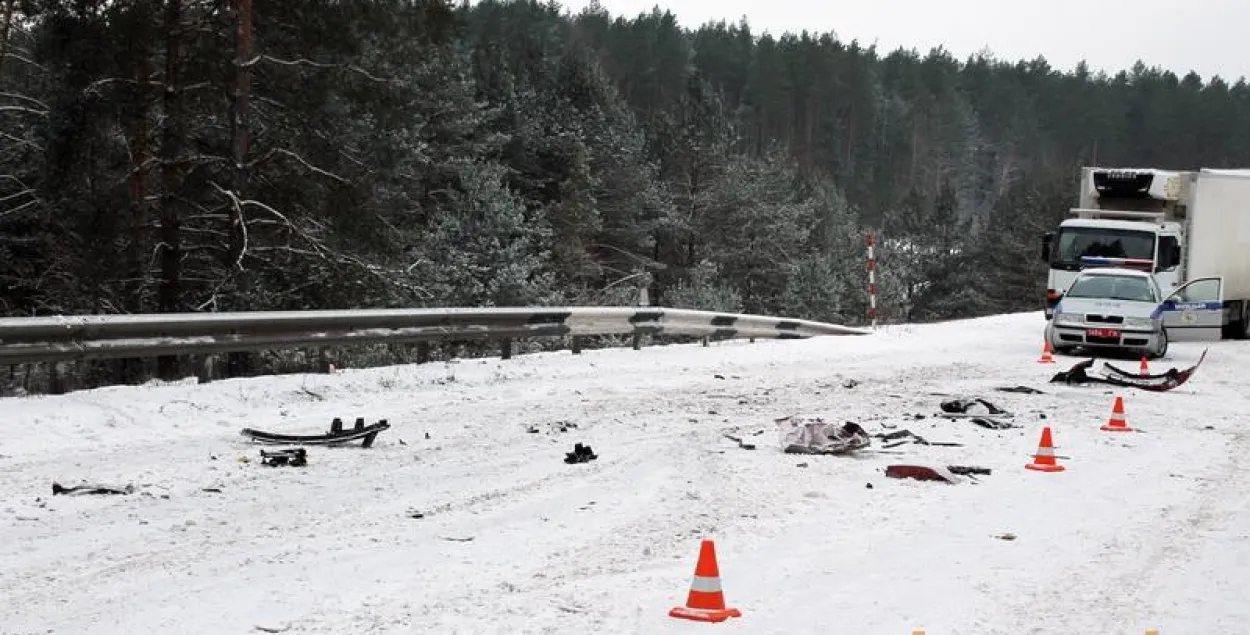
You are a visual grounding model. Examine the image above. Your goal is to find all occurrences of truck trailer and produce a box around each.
[1040,166,1250,341]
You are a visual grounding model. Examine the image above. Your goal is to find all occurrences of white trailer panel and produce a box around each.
[1188,170,1250,300]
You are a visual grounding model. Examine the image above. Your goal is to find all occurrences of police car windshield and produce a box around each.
[1066,274,1157,302]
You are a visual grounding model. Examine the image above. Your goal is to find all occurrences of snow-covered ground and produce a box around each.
[2,311,1247,635]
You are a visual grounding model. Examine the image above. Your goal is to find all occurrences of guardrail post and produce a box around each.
[631,332,641,350]
[50,362,67,395]
[701,336,709,347]
[196,355,213,384]
[417,341,431,364]
[500,338,512,360]
[571,336,583,355]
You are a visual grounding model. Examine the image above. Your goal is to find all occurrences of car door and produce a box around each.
[1155,276,1224,341]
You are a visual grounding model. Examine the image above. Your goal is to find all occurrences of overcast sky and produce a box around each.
[558,0,1248,82]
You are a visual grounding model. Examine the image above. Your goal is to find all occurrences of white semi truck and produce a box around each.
[1040,166,1250,341]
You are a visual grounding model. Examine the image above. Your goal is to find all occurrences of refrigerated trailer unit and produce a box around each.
[1041,167,1250,341]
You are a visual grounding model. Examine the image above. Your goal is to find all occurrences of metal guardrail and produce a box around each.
[0,306,871,365]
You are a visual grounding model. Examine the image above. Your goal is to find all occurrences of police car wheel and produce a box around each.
[1149,328,1168,360]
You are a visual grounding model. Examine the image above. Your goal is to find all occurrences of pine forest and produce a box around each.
[3,0,1250,382]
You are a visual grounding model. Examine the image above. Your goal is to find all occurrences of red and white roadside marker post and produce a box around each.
[866,232,878,329]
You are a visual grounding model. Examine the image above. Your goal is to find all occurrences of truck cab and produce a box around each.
[1041,168,1188,320]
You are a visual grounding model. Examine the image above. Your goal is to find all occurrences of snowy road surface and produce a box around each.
[2,311,1247,635]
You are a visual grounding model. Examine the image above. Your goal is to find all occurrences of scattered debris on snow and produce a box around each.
[526,420,578,434]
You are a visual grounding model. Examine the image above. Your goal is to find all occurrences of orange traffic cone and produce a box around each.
[1100,395,1134,432]
[669,539,742,623]
[1140,355,1149,377]
[1026,426,1065,472]
[1038,340,1055,364]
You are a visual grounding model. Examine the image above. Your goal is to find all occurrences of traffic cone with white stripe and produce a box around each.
[1025,426,1065,472]
[1100,395,1134,432]
[1038,340,1056,363]
[1140,355,1150,377]
[669,539,742,623]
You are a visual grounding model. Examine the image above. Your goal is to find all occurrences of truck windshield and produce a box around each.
[1051,227,1155,271]
[1065,274,1158,302]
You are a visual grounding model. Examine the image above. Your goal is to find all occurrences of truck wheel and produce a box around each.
[1226,302,1250,340]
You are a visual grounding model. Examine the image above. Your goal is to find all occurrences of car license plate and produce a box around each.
[1088,328,1120,338]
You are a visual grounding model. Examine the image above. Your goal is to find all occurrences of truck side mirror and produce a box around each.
[1040,233,1053,262]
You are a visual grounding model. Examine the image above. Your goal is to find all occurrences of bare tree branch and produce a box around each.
[84,78,213,98]
[111,154,231,189]
[252,54,392,84]
[0,104,46,117]
[0,173,33,190]
[0,129,38,149]
[1,52,41,70]
[250,94,369,169]
[248,147,349,184]
[0,91,46,109]
[0,186,35,204]
[0,197,37,218]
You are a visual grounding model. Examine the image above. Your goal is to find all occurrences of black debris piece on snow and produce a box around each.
[874,429,963,448]
[564,443,598,464]
[947,465,992,476]
[996,385,1045,394]
[940,397,1010,415]
[968,417,1019,430]
[52,482,134,496]
[260,448,307,467]
[240,418,390,447]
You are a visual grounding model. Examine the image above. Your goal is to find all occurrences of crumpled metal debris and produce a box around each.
[777,416,871,455]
